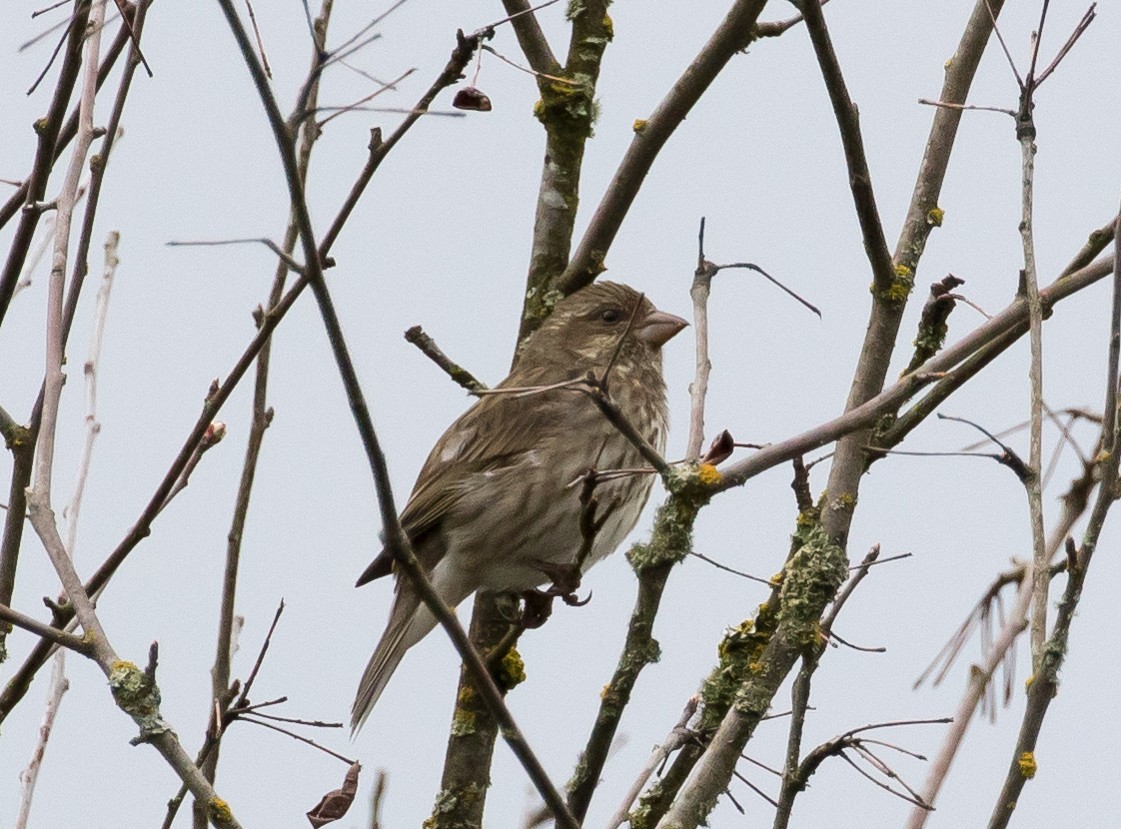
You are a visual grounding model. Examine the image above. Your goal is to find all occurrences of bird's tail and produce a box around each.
[351,587,433,732]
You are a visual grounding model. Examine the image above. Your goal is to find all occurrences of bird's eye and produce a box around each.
[600,308,623,324]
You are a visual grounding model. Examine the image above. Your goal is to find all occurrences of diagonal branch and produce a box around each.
[501,0,560,74]
[556,0,769,300]
[798,0,894,293]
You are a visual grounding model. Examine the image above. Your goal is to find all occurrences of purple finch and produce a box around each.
[352,282,686,729]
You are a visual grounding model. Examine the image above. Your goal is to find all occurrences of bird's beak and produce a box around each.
[635,309,688,347]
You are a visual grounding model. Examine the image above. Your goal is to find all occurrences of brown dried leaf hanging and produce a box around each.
[452,86,492,111]
[306,762,361,827]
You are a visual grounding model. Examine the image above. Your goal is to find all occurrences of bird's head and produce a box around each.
[516,282,687,377]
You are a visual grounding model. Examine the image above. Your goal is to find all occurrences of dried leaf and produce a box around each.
[307,762,361,827]
[452,86,492,111]
[702,429,735,466]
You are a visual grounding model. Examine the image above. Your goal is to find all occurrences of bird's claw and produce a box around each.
[562,589,592,607]
[535,560,584,597]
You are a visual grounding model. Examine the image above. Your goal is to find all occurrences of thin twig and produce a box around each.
[240,716,355,764]
[404,325,488,391]
[689,551,773,585]
[317,67,416,128]
[606,698,698,829]
[166,238,305,274]
[480,44,574,85]
[687,219,715,459]
[0,603,91,655]
[13,652,69,829]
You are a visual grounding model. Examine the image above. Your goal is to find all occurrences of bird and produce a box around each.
[351,281,687,730]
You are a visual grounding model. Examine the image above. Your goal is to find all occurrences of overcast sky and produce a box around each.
[2,2,1120,828]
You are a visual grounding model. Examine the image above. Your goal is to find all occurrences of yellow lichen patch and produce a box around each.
[696,463,722,486]
[110,659,139,676]
[927,206,945,227]
[602,14,614,38]
[1017,751,1037,779]
[4,423,30,449]
[457,685,476,705]
[633,118,648,133]
[208,797,233,822]
[882,280,911,303]
[499,646,527,689]
[600,683,612,700]
[1024,674,1036,691]
[894,263,913,278]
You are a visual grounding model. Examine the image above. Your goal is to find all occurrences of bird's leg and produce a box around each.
[520,590,555,629]
[525,466,617,611]
[520,557,594,628]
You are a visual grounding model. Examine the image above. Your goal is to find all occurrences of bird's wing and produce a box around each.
[400,389,559,534]
[356,386,568,585]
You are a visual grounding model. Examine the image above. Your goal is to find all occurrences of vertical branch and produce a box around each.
[428,598,518,829]
[0,2,150,664]
[565,490,706,822]
[1016,101,1048,668]
[773,545,882,829]
[13,651,69,829]
[448,1,614,819]
[15,230,119,829]
[33,0,107,504]
[687,218,716,460]
[65,231,119,558]
[984,201,1121,829]
[514,0,613,344]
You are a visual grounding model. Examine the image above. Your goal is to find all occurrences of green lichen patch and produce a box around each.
[108,660,164,736]
[450,705,477,737]
[626,478,706,572]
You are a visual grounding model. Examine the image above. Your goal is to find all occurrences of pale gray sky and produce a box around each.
[2,2,1119,827]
